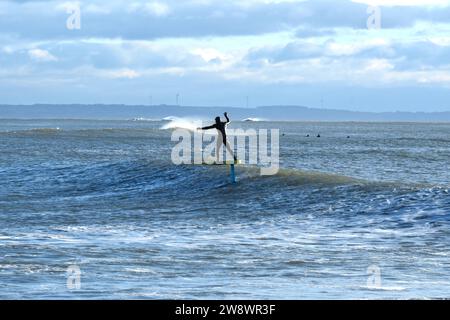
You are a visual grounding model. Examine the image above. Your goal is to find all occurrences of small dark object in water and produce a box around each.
[317,134,321,138]
[306,134,310,137]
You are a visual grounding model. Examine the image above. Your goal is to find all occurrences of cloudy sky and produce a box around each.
[1,0,450,111]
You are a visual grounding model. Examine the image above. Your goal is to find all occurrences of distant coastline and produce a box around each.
[1,104,450,122]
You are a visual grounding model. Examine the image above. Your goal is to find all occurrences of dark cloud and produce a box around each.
[0,0,449,41]
[247,41,324,63]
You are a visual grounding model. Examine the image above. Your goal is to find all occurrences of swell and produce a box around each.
[3,158,437,201]
[2,159,449,228]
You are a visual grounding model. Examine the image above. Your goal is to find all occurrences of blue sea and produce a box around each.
[0,119,449,299]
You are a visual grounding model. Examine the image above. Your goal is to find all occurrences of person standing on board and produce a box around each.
[197,112,237,164]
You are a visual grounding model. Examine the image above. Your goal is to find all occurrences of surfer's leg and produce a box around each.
[224,140,237,161]
[216,135,223,163]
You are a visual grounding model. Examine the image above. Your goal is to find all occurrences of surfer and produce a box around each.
[197,112,237,163]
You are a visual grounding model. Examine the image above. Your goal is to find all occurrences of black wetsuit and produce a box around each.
[201,115,229,144]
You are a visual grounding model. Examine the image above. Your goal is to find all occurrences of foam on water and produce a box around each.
[160,116,204,131]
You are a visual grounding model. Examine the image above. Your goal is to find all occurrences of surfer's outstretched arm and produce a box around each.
[224,112,230,123]
[198,124,216,130]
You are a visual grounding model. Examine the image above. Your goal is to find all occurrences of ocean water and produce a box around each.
[0,119,449,299]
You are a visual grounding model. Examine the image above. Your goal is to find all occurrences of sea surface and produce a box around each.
[0,119,449,299]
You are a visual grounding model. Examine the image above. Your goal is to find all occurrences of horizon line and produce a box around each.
[1,103,450,115]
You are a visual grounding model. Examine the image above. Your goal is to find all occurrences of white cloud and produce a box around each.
[191,48,230,62]
[28,49,57,62]
[145,2,170,16]
[55,1,81,13]
[352,0,450,6]
[384,69,450,84]
[128,2,170,16]
[2,46,14,54]
[325,38,391,56]
[107,69,141,79]
[364,59,394,71]
[85,4,111,14]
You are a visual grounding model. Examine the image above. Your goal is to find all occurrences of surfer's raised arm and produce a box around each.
[224,112,230,123]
